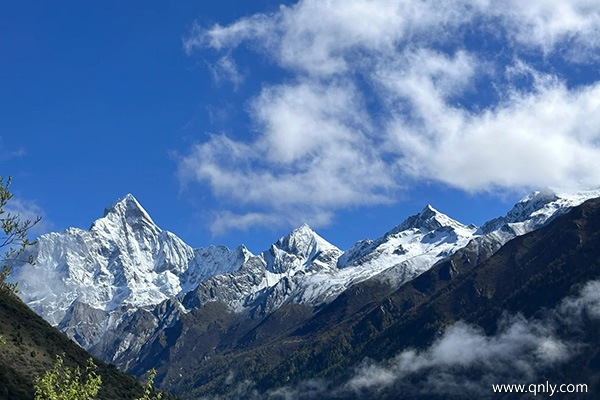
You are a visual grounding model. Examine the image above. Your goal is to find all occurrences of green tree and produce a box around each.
[137,369,163,400]
[0,176,40,294]
[34,356,102,400]
[35,356,164,400]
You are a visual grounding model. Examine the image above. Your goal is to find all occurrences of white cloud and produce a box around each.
[177,79,396,232]
[496,0,600,58]
[209,54,244,87]
[209,209,333,236]
[557,280,600,321]
[3,197,51,237]
[180,0,600,232]
[188,1,600,74]
[186,0,487,76]
[386,70,600,192]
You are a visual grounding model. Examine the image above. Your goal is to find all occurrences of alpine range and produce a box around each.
[7,188,600,399]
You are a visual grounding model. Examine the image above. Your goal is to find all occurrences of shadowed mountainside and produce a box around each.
[155,198,600,399]
[0,288,176,400]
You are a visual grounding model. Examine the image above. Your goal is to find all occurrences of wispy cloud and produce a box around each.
[498,0,600,59]
[345,318,570,396]
[0,137,26,161]
[3,197,52,238]
[208,54,245,88]
[180,0,600,232]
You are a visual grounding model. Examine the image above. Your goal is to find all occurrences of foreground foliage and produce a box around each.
[34,356,163,400]
[34,356,101,400]
[0,176,40,294]
[137,369,163,400]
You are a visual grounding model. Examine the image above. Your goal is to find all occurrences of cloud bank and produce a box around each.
[249,280,599,399]
[202,280,600,399]
[342,280,600,398]
[180,0,600,232]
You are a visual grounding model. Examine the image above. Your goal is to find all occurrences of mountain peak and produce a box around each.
[481,187,600,235]
[91,194,159,237]
[518,188,558,205]
[275,223,325,253]
[394,204,467,233]
[103,194,155,224]
[420,204,439,217]
[105,193,142,213]
[480,189,560,234]
[262,224,341,273]
[290,223,314,236]
[507,188,560,220]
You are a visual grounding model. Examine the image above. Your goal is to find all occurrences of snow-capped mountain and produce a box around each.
[263,224,341,274]
[482,188,600,239]
[9,194,248,331]
[10,188,600,369]
[337,205,477,279]
[250,205,480,310]
[183,224,343,314]
[181,208,476,318]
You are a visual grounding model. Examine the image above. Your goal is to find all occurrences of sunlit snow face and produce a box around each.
[10,196,249,326]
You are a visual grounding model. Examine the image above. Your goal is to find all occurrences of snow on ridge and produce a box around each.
[11,194,250,326]
[482,187,600,238]
[393,204,470,233]
[339,205,475,269]
[13,188,600,348]
[262,223,342,274]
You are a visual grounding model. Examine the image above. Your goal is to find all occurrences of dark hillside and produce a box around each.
[0,288,170,400]
[162,197,600,399]
[260,197,600,399]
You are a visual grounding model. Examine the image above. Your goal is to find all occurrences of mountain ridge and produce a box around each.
[13,188,600,325]
[9,188,600,397]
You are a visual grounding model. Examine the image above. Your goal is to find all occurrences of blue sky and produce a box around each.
[2,1,599,254]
